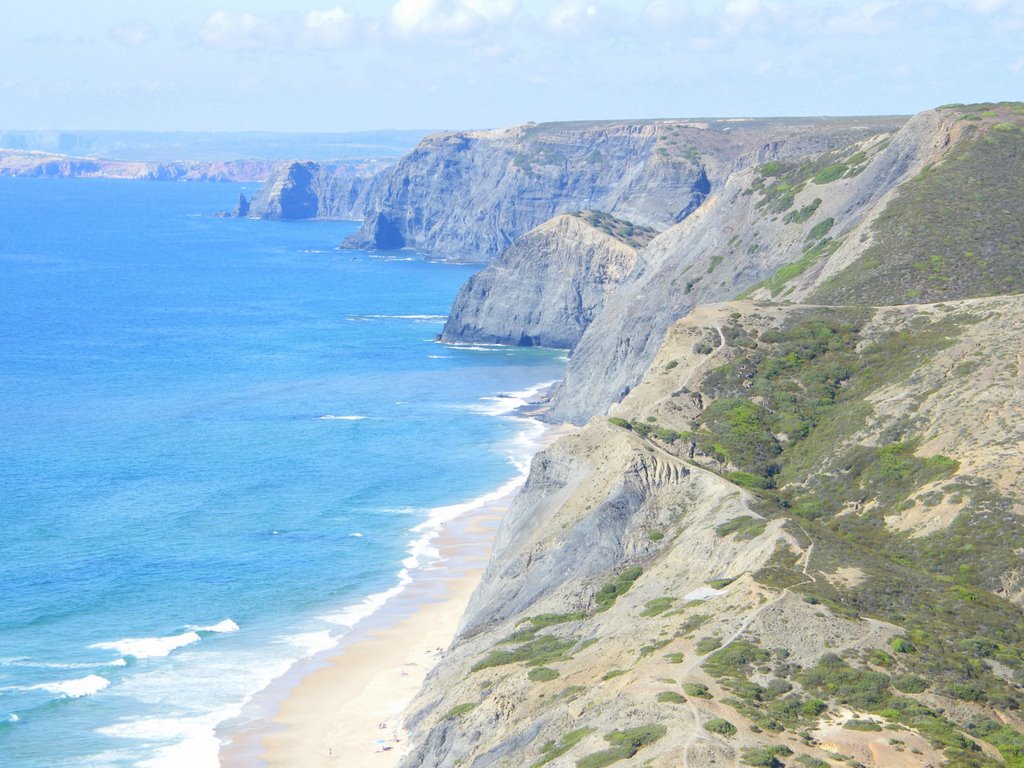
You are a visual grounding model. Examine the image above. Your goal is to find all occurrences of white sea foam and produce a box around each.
[32,674,110,699]
[7,713,19,722]
[465,380,559,417]
[186,619,240,634]
[319,573,412,629]
[90,631,202,660]
[318,414,368,421]
[350,532,363,537]
[98,707,237,768]
[281,630,337,656]
[0,657,126,670]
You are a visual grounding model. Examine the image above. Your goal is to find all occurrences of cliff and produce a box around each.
[400,103,1024,768]
[242,161,379,220]
[404,293,1024,768]
[343,118,902,261]
[440,212,654,348]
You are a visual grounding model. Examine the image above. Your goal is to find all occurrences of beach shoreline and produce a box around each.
[218,415,573,768]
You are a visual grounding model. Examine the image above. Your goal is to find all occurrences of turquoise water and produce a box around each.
[0,178,564,767]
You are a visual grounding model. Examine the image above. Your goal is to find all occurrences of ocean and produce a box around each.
[0,178,565,767]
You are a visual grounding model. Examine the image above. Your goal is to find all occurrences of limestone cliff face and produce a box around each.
[400,104,1024,768]
[344,117,905,261]
[545,109,952,424]
[440,213,648,349]
[244,161,377,220]
[403,294,1024,768]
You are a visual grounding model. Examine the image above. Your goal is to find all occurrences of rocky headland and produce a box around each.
[383,103,1024,768]
[0,151,280,182]
[239,161,378,220]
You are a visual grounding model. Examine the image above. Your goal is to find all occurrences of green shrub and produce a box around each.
[740,745,792,767]
[844,719,883,731]
[531,727,596,768]
[602,669,627,681]
[696,636,723,654]
[594,568,642,612]
[806,217,835,241]
[813,164,848,184]
[893,674,929,693]
[576,725,667,768]
[472,634,577,672]
[704,640,772,678]
[446,702,477,718]
[641,597,674,617]
[647,530,665,542]
[707,577,736,590]
[704,717,738,736]
[664,652,685,664]
[683,682,713,699]
[525,612,589,629]
[890,637,916,654]
[657,691,686,704]
[716,516,767,540]
[783,198,822,225]
[529,667,560,682]
[608,417,629,429]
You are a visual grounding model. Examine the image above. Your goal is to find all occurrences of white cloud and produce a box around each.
[825,2,896,35]
[546,1,601,34]
[303,7,357,48]
[969,0,1008,12]
[463,0,519,22]
[390,0,513,38]
[108,23,157,48]
[643,0,691,26]
[723,0,778,23]
[198,11,277,50]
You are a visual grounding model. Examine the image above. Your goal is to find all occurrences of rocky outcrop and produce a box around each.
[440,212,651,348]
[343,117,905,261]
[243,161,378,220]
[232,193,250,218]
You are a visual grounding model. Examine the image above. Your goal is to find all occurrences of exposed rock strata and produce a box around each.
[440,213,647,349]
[402,294,1024,768]
[344,117,902,261]
[243,161,378,220]
[545,109,956,423]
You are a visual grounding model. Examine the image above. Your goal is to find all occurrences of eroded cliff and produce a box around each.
[402,102,1024,768]
[243,161,379,220]
[440,212,653,348]
[343,117,902,261]
[404,293,1024,768]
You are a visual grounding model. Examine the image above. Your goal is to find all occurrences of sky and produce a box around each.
[1,0,1022,133]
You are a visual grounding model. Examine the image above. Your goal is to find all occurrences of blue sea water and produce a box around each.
[0,178,565,767]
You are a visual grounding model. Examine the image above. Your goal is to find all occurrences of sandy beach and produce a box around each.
[219,420,573,768]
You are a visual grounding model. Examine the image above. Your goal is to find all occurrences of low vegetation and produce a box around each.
[531,727,596,768]
[813,108,1024,304]
[569,210,659,249]
[575,725,667,768]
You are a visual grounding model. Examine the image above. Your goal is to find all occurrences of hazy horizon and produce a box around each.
[3,1,1022,133]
